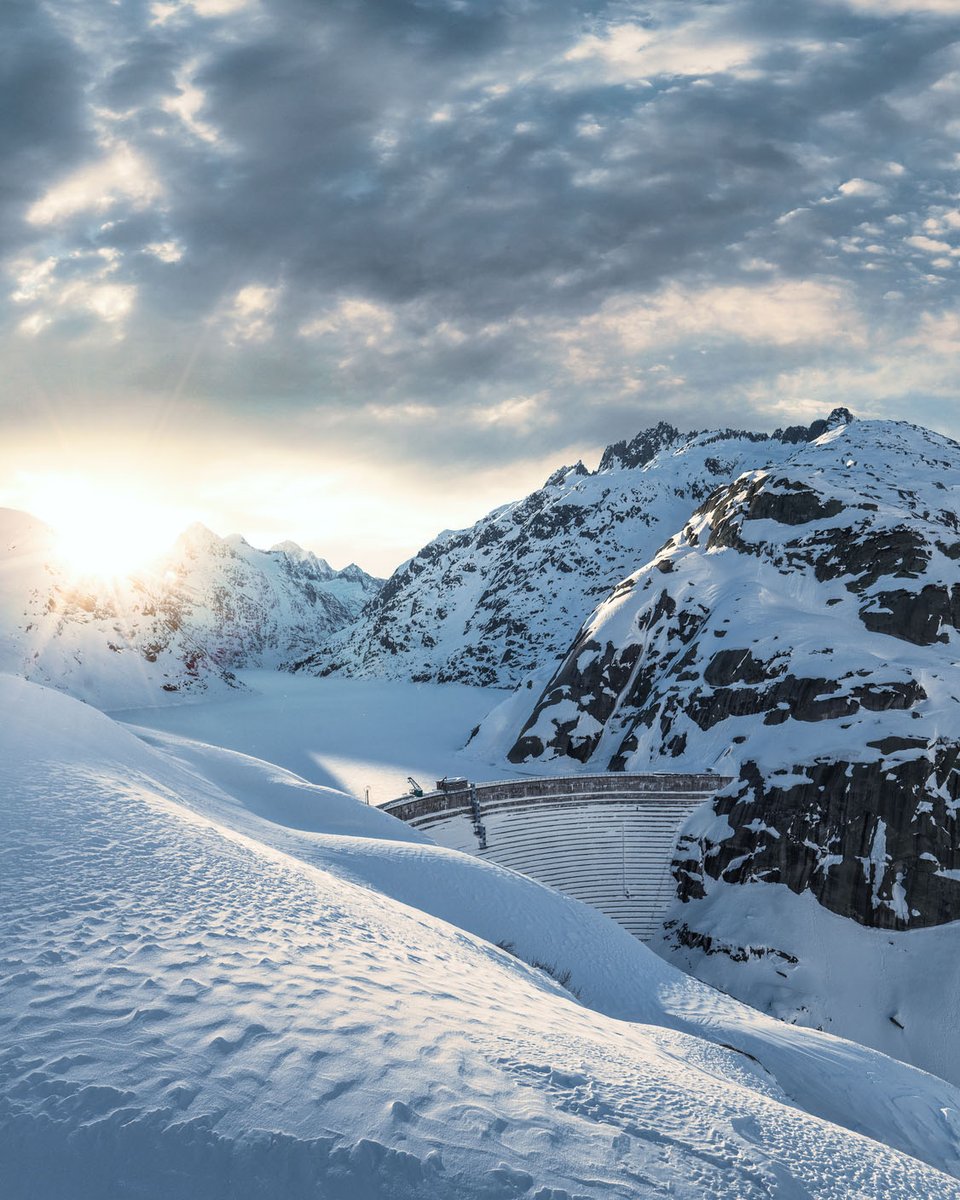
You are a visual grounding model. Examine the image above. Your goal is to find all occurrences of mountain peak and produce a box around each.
[271,539,309,558]
[306,413,883,687]
[598,421,684,472]
[176,522,223,553]
[544,460,590,488]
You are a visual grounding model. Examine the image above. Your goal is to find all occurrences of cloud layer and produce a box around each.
[2,0,959,566]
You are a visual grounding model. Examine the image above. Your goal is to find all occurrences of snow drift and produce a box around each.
[4,674,960,1197]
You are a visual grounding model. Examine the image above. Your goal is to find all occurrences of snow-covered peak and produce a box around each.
[597,420,686,472]
[300,412,858,687]
[0,510,382,708]
[825,404,855,429]
[0,506,56,548]
[492,416,960,935]
[269,537,327,568]
[337,561,374,583]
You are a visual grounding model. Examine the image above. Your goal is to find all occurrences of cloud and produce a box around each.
[837,178,888,199]
[143,240,184,263]
[470,393,548,430]
[26,144,162,226]
[219,283,282,343]
[300,298,397,344]
[564,19,759,82]
[1,0,960,564]
[903,307,960,352]
[161,60,222,144]
[151,0,257,23]
[563,279,865,357]
[904,234,960,256]
[838,1,960,14]
[8,247,137,335]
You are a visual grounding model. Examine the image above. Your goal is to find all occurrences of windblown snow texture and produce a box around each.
[4,673,960,1198]
[299,414,849,687]
[0,511,379,707]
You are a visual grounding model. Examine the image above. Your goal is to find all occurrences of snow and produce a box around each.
[5,672,960,1197]
[862,819,890,910]
[115,669,525,804]
[468,416,960,1094]
[658,879,960,1091]
[488,418,960,780]
[309,424,836,688]
[5,412,960,1192]
[0,508,380,709]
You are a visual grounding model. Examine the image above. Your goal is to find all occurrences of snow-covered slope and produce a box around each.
[659,878,960,1091]
[0,509,379,707]
[4,672,960,1197]
[299,414,851,687]
[490,417,960,1078]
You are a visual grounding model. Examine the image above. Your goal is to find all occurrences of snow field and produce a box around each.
[658,880,960,1090]
[4,675,960,1197]
[116,668,523,803]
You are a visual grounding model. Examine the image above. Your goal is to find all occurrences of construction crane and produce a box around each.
[406,776,424,798]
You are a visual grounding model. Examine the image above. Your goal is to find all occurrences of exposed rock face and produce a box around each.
[499,417,960,932]
[297,415,843,687]
[0,511,380,707]
[675,749,960,931]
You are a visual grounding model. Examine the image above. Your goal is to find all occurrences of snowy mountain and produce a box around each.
[297,413,852,687]
[486,416,960,1078]
[5,671,960,1197]
[0,509,380,708]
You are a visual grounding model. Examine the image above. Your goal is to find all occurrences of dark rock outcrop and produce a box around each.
[675,748,960,930]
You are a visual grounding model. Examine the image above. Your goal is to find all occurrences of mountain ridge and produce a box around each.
[496,417,960,925]
[469,414,960,1079]
[0,509,381,707]
[295,409,855,687]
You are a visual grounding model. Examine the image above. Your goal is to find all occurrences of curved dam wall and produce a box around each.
[382,774,732,942]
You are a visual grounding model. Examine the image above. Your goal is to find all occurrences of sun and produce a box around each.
[27,475,186,581]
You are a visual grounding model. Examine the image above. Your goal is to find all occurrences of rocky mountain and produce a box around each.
[297,412,849,687]
[486,415,960,1079]
[0,509,380,708]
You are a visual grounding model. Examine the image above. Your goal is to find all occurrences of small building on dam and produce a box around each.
[382,773,732,942]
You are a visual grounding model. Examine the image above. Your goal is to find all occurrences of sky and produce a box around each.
[2,0,960,574]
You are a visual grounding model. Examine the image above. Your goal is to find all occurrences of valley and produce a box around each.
[4,409,960,1196]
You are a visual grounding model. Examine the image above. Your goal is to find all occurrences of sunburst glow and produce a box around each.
[26,474,187,580]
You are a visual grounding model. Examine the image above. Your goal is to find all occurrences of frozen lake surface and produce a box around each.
[115,669,525,804]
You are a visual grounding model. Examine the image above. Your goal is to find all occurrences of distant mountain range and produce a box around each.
[0,510,380,708]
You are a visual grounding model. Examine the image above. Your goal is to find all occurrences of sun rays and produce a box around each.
[20,473,184,582]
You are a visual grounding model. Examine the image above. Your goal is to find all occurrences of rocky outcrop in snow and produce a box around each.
[298,413,849,687]
[0,510,380,707]
[500,417,960,933]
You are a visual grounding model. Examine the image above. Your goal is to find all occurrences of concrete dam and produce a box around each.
[382,773,732,942]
